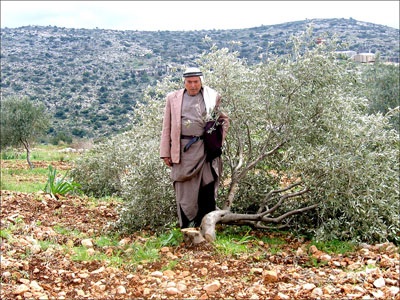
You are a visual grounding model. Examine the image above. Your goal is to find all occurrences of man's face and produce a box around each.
[184,77,202,96]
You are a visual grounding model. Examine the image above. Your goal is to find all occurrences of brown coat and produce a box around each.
[160,87,228,164]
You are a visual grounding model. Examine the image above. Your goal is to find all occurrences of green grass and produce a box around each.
[213,227,258,256]
[308,239,356,255]
[1,144,80,162]
[1,161,69,193]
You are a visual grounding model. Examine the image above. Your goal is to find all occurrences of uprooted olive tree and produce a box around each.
[71,30,399,243]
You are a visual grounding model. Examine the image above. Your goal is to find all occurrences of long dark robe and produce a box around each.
[170,91,221,227]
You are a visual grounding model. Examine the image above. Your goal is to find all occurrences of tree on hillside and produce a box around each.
[1,96,51,168]
[71,30,399,243]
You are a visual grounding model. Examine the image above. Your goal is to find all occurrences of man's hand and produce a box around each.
[163,157,173,167]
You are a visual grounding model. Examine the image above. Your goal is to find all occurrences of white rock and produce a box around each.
[320,254,332,261]
[81,239,93,248]
[204,280,221,293]
[30,280,44,292]
[2,271,11,278]
[91,266,105,274]
[15,284,29,295]
[167,282,176,288]
[177,283,187,292]
[116,285,126,294]
[373,277,385,288]
[302,283,316,291]
[389,286,399,296]
[87,248,95,256]
[311,287,323,297]
[277,292,290,299]
[151,271,163,278]
[166,287,179,295]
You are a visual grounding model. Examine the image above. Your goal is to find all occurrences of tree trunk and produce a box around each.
[200,203,319,242]
[21,139,34,169]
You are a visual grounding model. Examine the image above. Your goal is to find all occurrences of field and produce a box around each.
[1,145,399,299]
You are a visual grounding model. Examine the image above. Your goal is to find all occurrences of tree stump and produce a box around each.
[181,228,206,246]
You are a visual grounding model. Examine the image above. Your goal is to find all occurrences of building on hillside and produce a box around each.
[353,53,376,63]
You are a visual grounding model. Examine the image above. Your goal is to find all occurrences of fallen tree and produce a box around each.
[72,29,399,243]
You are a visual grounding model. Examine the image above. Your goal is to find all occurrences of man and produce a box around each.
[160,67,229,228]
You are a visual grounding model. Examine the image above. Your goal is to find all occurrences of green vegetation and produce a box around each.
[0,96,51,168]
[44,165,82,198]
[0,169,47,193]
[308,239,356,255]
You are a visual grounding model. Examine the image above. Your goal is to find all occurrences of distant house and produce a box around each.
[353,53,376,63]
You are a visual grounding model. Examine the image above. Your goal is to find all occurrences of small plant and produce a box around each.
[44,165,82,198]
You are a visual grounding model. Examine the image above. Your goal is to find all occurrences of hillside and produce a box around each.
[1,18,399,140]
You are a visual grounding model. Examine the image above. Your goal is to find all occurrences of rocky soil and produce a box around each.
[1,161,399,299]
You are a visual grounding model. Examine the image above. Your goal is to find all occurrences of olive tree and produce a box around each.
[1,96,50,168]
[195,32,399,242]
[72,31,399,243]
[360,58,400,131]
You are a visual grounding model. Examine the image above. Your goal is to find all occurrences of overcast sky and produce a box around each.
[1,1,399,31]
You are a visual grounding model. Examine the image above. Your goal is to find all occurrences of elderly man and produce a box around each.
[160,67,229,228]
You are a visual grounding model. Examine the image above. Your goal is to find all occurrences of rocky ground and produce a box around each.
[1,161,399,299]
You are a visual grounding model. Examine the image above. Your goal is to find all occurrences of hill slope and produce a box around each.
[1,18,399,139]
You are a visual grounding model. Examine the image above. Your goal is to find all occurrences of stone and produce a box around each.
[31,244,42,254]
[81,239,93,248]
[160,247,170,253]
[166,287,179,295]
[302,283,316,291]
[389,286,399,296]
[15,284,29,295]
[200,267,208,276]
[296,248,304,256]
[276,292,290,299]
[30,280,44,292]
[143,288,151,296]
[182,228,206,245]
[263,270,278,283]
[311,287,323,297]
[373,277,385,288]
[118,238,131,246]
[116,285,126,294]
[163,269,175,279]
[203,280,221,293]
[180,271,190,278]
[91,267,105,274]
[251,268,263,274]
[151,271,163,278]
[177,283,187,292]
[78,273,89,279]
[320,254,332,261]
[76,289,85,297]
[323,285,334,295]
[87,248,95,256]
